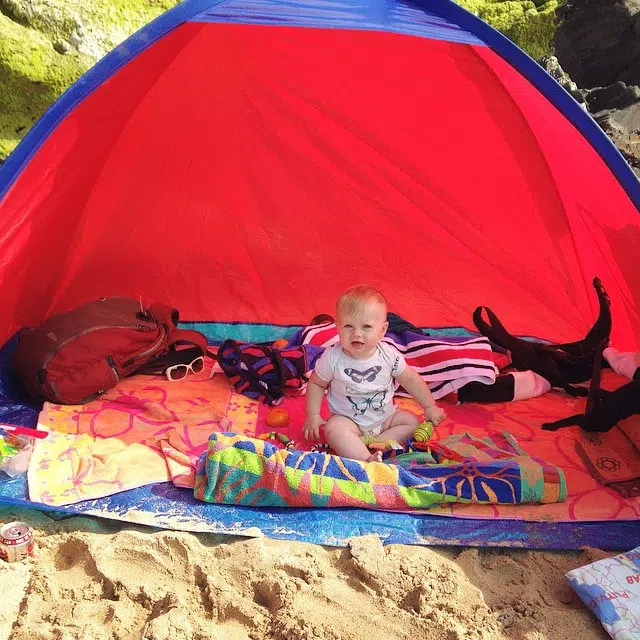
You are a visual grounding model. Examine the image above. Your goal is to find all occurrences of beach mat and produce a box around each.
[1,471,639,549]
[2,380,640,548]
[1,334,639,549]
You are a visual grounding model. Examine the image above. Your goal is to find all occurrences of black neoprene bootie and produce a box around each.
[542,379,640,432]
[472,278,612,397]
[552,278,611,357]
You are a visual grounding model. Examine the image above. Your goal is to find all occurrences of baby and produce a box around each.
[302,285,446,461]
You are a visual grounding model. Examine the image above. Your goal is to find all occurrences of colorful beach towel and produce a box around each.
[28,368,233,505]
[293,322,498,398]
[193,431,566,509]
[27,363,640,525]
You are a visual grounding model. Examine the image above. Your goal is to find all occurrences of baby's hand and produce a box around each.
[424,404,446,426]
[302,414,325,442]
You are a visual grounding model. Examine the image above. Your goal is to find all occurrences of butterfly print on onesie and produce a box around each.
[343,366,382,383]
[346,390,387,415]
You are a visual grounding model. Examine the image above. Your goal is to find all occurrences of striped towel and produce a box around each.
[194,432,567,510]
[293,322,497,399]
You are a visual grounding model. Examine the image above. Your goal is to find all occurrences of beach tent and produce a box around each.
[1,0,640,550]
[0,0,639,349]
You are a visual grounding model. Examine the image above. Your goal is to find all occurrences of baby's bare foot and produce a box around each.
[365,451,383,463]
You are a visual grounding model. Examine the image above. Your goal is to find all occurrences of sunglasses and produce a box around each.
[166,356,214,382]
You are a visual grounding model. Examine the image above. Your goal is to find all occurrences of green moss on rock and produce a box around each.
[480,0,558,61]
[0,0,180,160]
[0,0,181,59]
[456,0,559,61]
[0,12,93,159]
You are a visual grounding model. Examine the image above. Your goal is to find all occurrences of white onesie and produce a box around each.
[314,342,407,435]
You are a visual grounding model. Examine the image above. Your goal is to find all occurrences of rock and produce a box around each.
[553,0,640,174]
[53,38,71,54]
[592,100,640,136]
[0,0,181,60]
[0,0,181,160]
[554,0,640,88]
[580,82,640,160]
[0,12,93,159]
[606,129,640,177]
[541,55,588,108]
[458,0,560,60]
[585,81,640,113]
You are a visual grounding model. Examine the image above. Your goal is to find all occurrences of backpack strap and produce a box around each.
[148,302,209,352]
[585,339,607,415]
[217,339,289,405]
[542,339,612,432]
[270,348,291,395]
[167,327,208,351]
[148,302,179,328]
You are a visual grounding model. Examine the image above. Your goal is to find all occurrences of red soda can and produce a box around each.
[0,522,34,562]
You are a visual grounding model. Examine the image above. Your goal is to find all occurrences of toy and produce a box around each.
[0,430,33,477]
[311,443,331,453]
[413,421,434,442]
[367,441,401,452]
[0,436,19,464]
[272,338,288,349]
[257,431,296,450]
[0,424,48,439]
[360,435,403,451]
[265,407,290,428]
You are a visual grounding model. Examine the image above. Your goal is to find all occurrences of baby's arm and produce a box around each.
[395,367,446,425]
[303,372,329,441]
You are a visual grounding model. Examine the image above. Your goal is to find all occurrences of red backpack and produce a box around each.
[11,297,208,404]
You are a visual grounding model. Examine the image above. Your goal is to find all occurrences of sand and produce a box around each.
[0,506,610,640]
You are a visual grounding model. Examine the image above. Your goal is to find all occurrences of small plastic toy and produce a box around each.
[0,424,48,439]
[265,407,290,428]
[257,431,296,450]
[311,443,331,453]
[272,338,288,349]
[0,436,19,464]
[360,435,403,451]
[413,421,434,442]
[0,431,32,477]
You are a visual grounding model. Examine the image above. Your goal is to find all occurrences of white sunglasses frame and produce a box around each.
[165,356,215,381]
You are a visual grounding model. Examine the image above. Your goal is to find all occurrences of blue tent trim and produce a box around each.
[1,0,639,210]
[190,0,485,44]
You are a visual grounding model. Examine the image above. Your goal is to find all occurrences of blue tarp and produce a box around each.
[1,327,639,550]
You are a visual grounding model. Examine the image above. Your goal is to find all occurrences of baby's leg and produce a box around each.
[376,409,420,446]
[325,416,381,462]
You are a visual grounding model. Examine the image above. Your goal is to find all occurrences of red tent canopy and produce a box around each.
[1,17,638,348]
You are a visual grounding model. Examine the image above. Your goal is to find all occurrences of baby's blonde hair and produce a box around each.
[336,285,388,319]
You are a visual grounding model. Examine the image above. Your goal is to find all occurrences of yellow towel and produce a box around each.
[28,371,232,506]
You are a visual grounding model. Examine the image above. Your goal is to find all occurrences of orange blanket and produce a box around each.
[28,368,640,523]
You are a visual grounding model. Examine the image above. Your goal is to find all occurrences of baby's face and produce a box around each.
[337,301,388,360]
